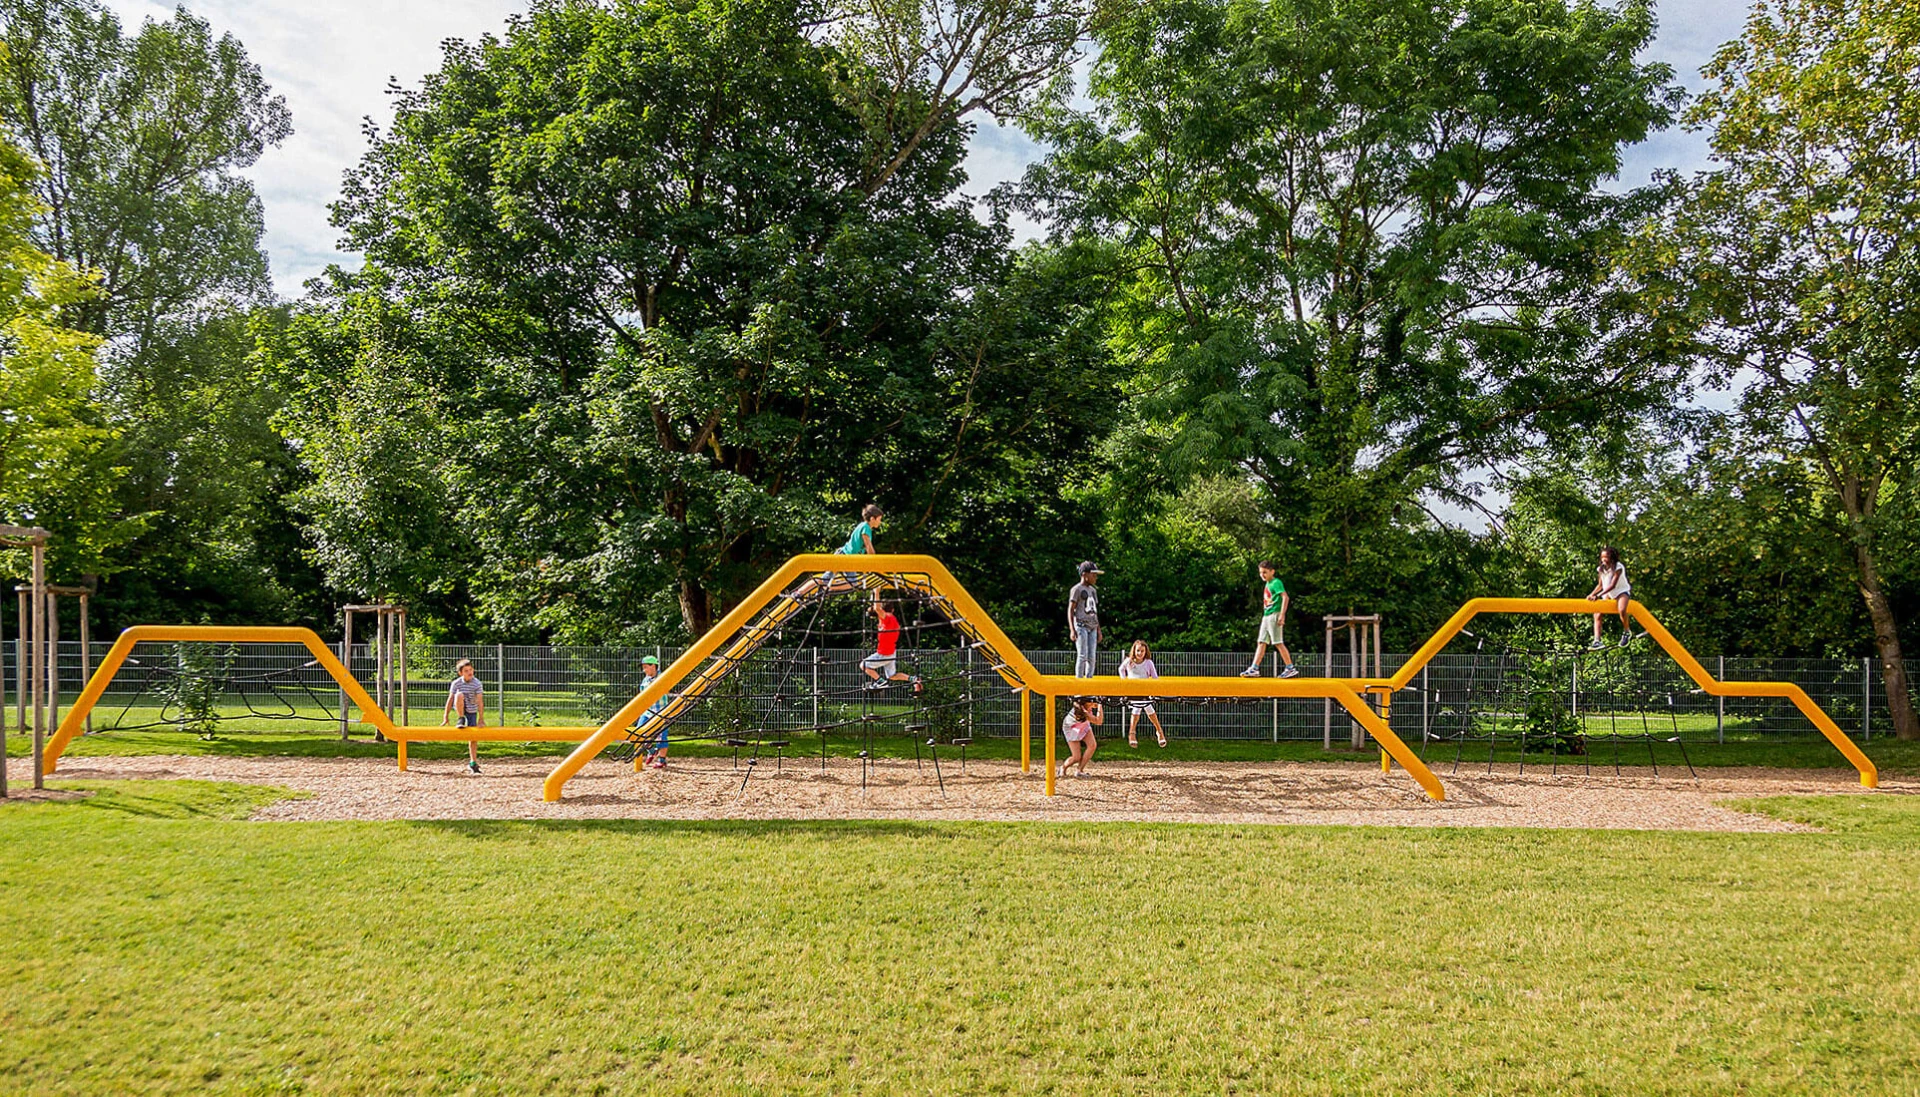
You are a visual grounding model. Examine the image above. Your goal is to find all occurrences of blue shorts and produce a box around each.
[457,711,480,728]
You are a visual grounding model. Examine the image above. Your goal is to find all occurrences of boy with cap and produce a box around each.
[1068,562,1102,678]
[634,655,674,768]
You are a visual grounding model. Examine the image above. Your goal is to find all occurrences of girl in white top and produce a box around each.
[1059,697,1102,778]
[1585,546,1633,648]
[1117,639,1166,748]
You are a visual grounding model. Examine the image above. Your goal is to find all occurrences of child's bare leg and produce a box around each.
[1082,732,1097,770]
[1128,711,1140,747]
[1250,642,1269,666]
[1593,612,1604,640]
[1276,642,1293,667]
[1148,710,1166,745]
[1615,595,1631,635]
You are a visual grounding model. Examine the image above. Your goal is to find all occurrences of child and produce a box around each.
[1117,639,1166,748]
[798,504,884,598]
[1241,561,1300,678]
[1059,697,1102,778]
[860,598,922,691]
[1067,561,1102,678]
[634,655,673,768]
[1586,546,1633,648]
[439,657,484,773]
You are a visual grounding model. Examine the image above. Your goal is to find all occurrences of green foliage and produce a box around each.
[703,673,755,741]
[282,0,1110,646]
[161,642,233,739]
[0,123,136,573]
[0,0,308,623]
[1024,0,1685,638]
[914,651,968,742]
[1633,0,1920,732]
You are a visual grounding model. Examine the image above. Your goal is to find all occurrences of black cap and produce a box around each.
[1077,561,1103,575]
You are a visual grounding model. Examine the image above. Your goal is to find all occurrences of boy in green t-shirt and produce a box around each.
[1241,561,1300,678]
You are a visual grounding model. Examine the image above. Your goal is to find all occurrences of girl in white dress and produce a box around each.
[1117,639,1166,748]
[1585,546,1632,648]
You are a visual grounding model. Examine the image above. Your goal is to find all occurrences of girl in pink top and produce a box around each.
[1059,697,1102,778]
[1117,639,1166,748]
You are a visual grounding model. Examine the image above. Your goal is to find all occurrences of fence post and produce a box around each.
[1272,649,1279,743]
[1422,665,1429,742]
[1864,656,1872,743]
[498,643,507,725]
[1717,655,1724,744]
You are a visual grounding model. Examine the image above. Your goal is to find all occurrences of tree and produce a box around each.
[1642,0,1920,737]
[0,0,313,628]
[1022,0,1684,632]
[0,123,132,578]
[0,0,289,343]
[304,0,1098,642]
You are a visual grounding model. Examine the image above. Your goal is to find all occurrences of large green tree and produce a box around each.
[1639,0,1920,737]
[0,124,131,577]
[0,0,316,627]
[291,0,1104,642]
[1022,0,1683,634]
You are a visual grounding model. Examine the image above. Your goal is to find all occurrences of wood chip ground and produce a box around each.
[17,753,1905,831]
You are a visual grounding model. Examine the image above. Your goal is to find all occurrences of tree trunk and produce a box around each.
[678,575,712,640]
[1855,542,1918,740]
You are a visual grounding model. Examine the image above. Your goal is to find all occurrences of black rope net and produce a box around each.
[87,641,343,738]
[1406,626,1699,778]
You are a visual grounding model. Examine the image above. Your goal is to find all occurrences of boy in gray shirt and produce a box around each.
[1068,562,1102,677]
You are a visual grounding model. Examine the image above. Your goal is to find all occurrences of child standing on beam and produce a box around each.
[440,657,485,773]
[1241,561,1300,678]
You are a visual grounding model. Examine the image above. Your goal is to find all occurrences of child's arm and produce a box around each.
[860,528,875,554]
[475,693,485,727]
[441,688,454,724]
[1278,590,1289,623]
[1586,569,1605,599]
[1087,702,1104,726]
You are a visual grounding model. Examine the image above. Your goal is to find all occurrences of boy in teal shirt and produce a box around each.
[1241,561,1300,678]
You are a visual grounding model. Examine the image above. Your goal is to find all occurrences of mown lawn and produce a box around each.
[2,782,1918,1094]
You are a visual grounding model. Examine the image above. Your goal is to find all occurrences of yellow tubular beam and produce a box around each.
[1363,597,1876,790]
[542,555,820,801]
[1045,693,1056,796]
[46,625,395,774]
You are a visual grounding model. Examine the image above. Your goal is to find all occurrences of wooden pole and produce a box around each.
[79,593,91,734]
[31,540,46,789]
[340,610,355,739]
[14,587,25,735]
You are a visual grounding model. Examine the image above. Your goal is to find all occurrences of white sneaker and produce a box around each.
[1279,665,1300,679]
[1239,666,1261,677]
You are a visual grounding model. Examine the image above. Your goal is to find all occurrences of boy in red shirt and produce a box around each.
[860,599,922,691]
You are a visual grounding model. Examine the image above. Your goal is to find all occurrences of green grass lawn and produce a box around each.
[3,781,1919,1094]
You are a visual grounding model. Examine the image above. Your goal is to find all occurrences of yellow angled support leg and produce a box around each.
[1381,749,1390,773]
[1044,693,1056,796]
[397,740,407,771]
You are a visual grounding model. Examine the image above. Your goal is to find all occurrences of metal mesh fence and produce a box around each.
[4,638,1913,746]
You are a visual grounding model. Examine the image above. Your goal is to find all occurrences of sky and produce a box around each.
[104,0,1749,299]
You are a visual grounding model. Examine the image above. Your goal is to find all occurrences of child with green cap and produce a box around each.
[633,655,674,768]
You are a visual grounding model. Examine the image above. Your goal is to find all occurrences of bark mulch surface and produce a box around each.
[17,753,1905,830]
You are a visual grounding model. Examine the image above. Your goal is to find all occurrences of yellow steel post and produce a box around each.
[1020,688,1030,773]
[1044,692,1056,796]
[397,739,407,771]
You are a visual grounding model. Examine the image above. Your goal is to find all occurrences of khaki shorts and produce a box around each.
[1257,615,1285,645]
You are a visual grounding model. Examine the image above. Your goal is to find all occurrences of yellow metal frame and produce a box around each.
[47,581,1877,803]
[1359,597,1877,788]
[540,555,1448,801]
[43,625,599,774]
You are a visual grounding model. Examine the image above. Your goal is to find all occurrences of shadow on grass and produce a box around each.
[404,816,980,840]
